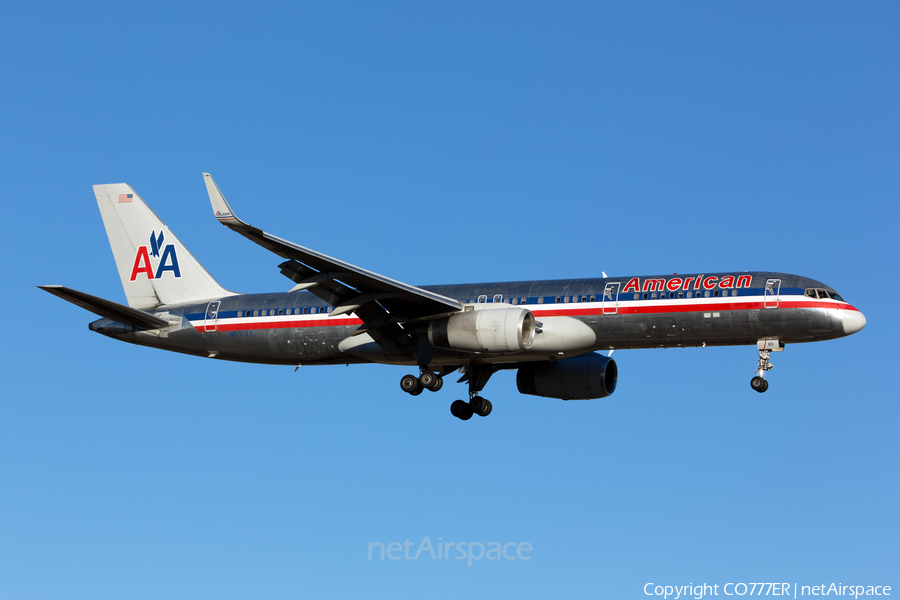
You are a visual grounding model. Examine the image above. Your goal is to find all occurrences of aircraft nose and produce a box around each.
[843,308,866,335]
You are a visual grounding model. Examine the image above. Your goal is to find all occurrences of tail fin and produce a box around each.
[93,183,235,308]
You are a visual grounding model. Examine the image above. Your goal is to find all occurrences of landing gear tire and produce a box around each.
[471,396,492,417]
[419,371,438,390]
[400,374,422,395]
[750,376,768,393]
[429,376,443,392]
[450,400,473,421]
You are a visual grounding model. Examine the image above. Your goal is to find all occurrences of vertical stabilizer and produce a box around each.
[93,183,235,308]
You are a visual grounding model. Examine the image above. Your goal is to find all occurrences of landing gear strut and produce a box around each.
[750,349,773,393]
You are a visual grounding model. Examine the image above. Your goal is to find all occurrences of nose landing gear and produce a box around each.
[750,349,773,393]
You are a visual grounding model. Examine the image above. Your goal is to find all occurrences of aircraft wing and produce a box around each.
[203,173,461,354]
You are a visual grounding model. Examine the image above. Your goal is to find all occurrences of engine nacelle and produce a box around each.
[428,307,536,353]
[516,353,617,400]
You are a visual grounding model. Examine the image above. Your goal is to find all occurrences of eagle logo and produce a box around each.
[149,230,165,258]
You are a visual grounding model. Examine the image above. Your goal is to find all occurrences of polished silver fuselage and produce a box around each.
[90,271,863,368]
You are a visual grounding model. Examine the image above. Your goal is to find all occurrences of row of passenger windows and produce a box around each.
[805,288,845,301]
[467,294,599,305]
[466,290,741,305]
[232,286,796,317]
[635,289,739,300]
[237,307,332,317]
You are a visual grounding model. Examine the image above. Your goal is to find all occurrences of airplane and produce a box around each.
[40,174,867,420]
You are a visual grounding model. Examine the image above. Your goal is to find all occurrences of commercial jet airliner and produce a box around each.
[40,174,866,420]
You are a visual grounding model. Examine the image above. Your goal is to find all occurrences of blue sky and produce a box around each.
[1,2,897,598]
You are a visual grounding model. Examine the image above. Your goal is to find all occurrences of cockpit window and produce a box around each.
[807,288,846,302]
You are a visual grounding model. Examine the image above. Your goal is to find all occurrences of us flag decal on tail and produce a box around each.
[118,193,133,203]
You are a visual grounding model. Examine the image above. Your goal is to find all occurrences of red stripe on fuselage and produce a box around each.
[530,300,855,317]
[188,300,857,332]
[192,317,364,332]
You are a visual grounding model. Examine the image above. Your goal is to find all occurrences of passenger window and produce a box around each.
[538,297,544,304]
[651,293,657,299]
[512,298,518,305]
[254,310,259,317]
[555,297,561,303]
[687,292,692,298]
[302,307,308,314]
[678,292,684,298]
[478,295,487,303]
[563,296,569,303]
[493,294,503,303]
[634,293,640,300]
[714,290,720,297]
[237,310,243,317]
[278,309,284,315]
[521,297,527,304]
[581,296,587,302]
[571,296,577,303]
[590,295,596,302]
[704,291,711,298]
[643,293,648,300]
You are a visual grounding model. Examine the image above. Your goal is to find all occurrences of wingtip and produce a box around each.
[203,172,246,226]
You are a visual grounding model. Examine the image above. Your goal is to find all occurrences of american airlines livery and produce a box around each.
[41,174,867,420]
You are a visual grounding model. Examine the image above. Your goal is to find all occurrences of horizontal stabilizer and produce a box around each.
[38,285,169,329]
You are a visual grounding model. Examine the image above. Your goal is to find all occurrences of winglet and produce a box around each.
[203,172,249,228]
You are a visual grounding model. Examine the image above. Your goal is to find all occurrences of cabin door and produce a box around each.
[205,301,221,332]
[764,279,781,309]
[602,282,620,315]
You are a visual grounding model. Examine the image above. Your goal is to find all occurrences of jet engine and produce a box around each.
[428,308,536,353]
[516,353,617,400]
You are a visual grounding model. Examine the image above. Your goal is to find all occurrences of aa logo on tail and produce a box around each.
[129,230,181,281]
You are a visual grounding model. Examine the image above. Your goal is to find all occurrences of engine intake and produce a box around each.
[516,353,617,400]
[428,307,536,353]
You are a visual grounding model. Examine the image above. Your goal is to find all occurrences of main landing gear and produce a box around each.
[448,364,496,421]
[400,364,497,421]
[399,369,444,396]
[750,349,773,393]
[449,395,493,420]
